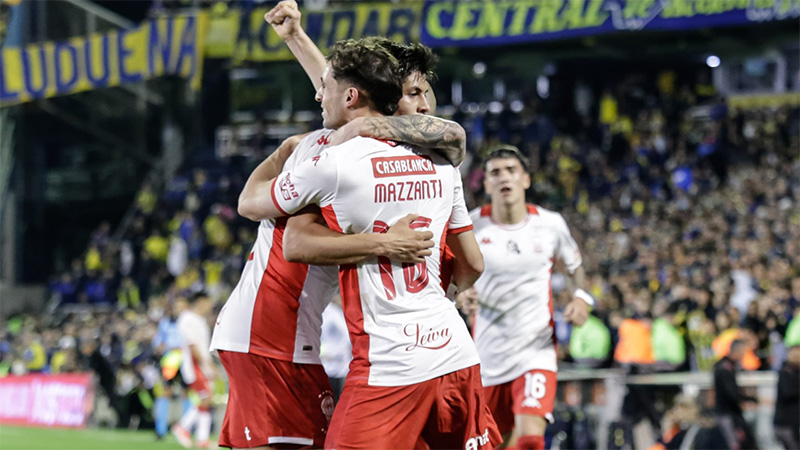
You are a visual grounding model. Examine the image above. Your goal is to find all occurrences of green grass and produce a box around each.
[0,425,217,450]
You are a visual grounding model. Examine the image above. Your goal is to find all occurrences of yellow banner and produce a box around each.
[205,2,423,63]
[0,13,209,107]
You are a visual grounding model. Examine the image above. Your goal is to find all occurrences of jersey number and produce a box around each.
[372,217,431,300]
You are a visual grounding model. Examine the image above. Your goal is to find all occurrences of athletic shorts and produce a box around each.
[217,350,333,449]
[325,365,502,450]
[483,369,557,435]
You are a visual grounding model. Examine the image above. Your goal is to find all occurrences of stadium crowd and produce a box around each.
[2,71,799,438]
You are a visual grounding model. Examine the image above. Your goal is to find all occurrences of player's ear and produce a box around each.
[522,171,531,190]
[345,87,359,108]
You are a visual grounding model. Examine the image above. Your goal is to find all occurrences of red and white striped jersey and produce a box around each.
[271,137,480,387]
[210,129,339,365]
[470,205,582,386]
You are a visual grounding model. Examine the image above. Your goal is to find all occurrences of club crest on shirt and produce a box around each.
[319,390,335,421]
[506,240,521,254]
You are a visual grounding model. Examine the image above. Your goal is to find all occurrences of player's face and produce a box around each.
[396,71,434,116]
[316,65,348,129]
[484,157,530,206]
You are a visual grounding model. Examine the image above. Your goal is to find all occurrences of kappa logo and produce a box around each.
[244,426,252,441]
[521,397,543,408]
[317,134,330,146]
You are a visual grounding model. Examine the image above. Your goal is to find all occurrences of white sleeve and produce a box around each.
[448,167,473,233]
[271,149,337,216]
[554,213,582,273]
[283,130,330,172]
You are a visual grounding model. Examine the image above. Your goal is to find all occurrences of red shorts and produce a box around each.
[218,350,333,449]
[188,361,211,399]
[325,365,502,450]
[483,370,557,435]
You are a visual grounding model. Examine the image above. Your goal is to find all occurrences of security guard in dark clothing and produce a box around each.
[714,339,758,450]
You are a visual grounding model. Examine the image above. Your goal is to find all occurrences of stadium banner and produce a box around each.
[205,2,422,62]
[0,373,95,428]
[421,0,800,47]
[0,13,209,108]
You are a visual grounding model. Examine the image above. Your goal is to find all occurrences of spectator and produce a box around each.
[714,339,757,450]
[774,345,800,450]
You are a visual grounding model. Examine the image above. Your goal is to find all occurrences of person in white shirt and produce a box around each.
[458,146,593,450]
[211,6,473,450]
[171,292,215,449]
[238,38,501,450]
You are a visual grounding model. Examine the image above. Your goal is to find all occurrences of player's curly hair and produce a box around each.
[365,38,439,84]
[327,39,403,116]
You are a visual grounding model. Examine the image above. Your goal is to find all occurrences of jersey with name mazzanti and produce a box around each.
[470,204,582,386]
[210,129,338,364]
[272,137,480,387]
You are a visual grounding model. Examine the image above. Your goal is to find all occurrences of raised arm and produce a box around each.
[265,0,326,91]
[283,208,434,265]
[238,134,306,221]
[328,115,467,166]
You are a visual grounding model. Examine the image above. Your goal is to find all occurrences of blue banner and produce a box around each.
[421,0,800,47]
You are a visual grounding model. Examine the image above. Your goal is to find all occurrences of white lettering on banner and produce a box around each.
[404,323,452,351]
[0,383,31,418]
[0,376,90,427]
[31,380,87,426]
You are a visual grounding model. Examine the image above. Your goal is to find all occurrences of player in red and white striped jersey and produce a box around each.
[240,40,500,450]
[458,147,593,450]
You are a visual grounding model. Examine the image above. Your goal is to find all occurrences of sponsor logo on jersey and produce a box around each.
[371,155,436,178]
[403,323,452,351]
[465,428,490,450]
[280,174,299,201]
[317,134,330,146]
[244,427,252,441]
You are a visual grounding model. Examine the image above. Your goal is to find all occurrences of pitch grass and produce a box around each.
[0,425,220,449]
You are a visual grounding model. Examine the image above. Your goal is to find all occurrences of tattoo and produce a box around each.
[363,115,466,166]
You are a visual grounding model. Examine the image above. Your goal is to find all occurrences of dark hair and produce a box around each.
[482,145,530,172]
[363,38,439,84]
[326,39,402,116]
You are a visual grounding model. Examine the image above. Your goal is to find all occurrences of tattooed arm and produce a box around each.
[327,115,467,166]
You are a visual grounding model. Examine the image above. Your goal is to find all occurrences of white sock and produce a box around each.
[196,411,212,443]
[178,406,198,430]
